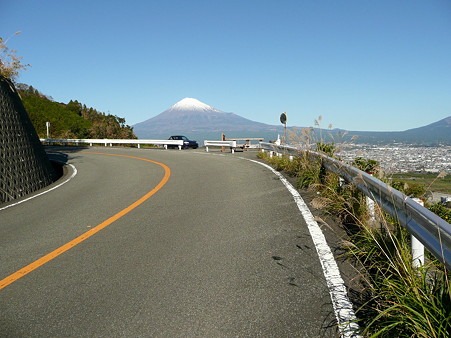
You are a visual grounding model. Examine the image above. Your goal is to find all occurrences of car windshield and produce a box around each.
[170,136,189,141]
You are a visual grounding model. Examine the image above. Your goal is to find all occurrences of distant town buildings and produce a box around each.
[336,144,451,174]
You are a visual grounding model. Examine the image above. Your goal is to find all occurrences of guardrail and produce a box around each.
[40,138,184,149]
[260,142,451,270]
[224,137,264,150]
[204,140,237,153]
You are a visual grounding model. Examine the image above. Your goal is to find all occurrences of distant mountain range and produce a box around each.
[346,116,451,145]
[133,98,451,145]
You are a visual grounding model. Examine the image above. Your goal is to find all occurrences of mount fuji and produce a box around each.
[132,98,451,144]
[133,98,281,139]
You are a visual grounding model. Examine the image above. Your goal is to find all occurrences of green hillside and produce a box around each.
[17,84,136,139]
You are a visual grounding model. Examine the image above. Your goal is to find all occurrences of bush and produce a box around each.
[428,203,451,223]
[353,157,379,175]
[316,142,335,157]
[391,180,426,199]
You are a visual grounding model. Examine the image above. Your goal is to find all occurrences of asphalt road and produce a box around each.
[1,147,339,337]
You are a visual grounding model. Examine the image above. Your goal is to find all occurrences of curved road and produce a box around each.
[1,147,344,337]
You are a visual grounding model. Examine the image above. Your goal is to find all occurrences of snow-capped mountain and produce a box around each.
[132,97,451,144]
[133,98,280,139]
[166,97,222,114]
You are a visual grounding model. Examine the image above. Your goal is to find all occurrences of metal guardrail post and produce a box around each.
[411,198,425,267]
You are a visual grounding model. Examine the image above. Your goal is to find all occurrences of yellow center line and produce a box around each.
[0,152,171,290]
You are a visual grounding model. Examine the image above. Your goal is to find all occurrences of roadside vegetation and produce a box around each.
[258,120,450,337]
[1,32,135,140]
[391,172,451,195]
[17,84,136,139]
[0,32,30,80]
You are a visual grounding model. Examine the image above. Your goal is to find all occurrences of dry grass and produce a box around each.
[259,139,450,337]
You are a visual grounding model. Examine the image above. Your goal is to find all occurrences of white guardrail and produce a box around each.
[204,140,237,153]
[41,138,257,153]
[260,142,451,270]
[40,138,184,149]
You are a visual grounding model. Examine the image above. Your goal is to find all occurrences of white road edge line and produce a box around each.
[242,157,360,338]
[195,150,360,336]
[0,162,77,212]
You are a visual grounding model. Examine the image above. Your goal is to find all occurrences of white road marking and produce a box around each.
[195,151,360,336]
[242,157,360,337]
[4,148,359,336]
[0,163,77,212]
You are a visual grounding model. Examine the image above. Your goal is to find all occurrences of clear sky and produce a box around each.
[2,0,450,131]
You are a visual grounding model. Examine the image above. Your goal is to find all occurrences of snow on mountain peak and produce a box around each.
[168,97,221,113]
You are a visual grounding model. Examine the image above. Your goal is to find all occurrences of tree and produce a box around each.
[0,32,30,81]
[67,100,83,116]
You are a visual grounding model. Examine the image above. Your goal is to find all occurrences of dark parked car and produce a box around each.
[168,135,198,149]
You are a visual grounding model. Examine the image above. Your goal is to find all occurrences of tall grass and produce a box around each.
[346,214,450,337]
[258,126,450,337]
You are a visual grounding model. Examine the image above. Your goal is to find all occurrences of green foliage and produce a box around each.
[267,154,291,172]
[259,152,294,173]
[391,180,426,199]
[312,172,368,224]
[296,155,321,189]
[347,220,451,337]
[428,203,451,223]
[17,84,136,139]
[391,172,451,195]
[353,157,379,175]
[258,150,322,189]
[316,142,335,157]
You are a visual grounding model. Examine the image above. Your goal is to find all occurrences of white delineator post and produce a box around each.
[367,196,375,222]
[366,174,376,223]
[411,198,425,267]
[46,122,50,139]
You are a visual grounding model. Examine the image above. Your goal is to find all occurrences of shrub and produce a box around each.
[316,142,335,157]
[353,157,379,175]
[428,203,451,223]
[391,180,427,199]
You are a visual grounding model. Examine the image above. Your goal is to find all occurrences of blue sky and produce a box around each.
[2,0,450,131]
